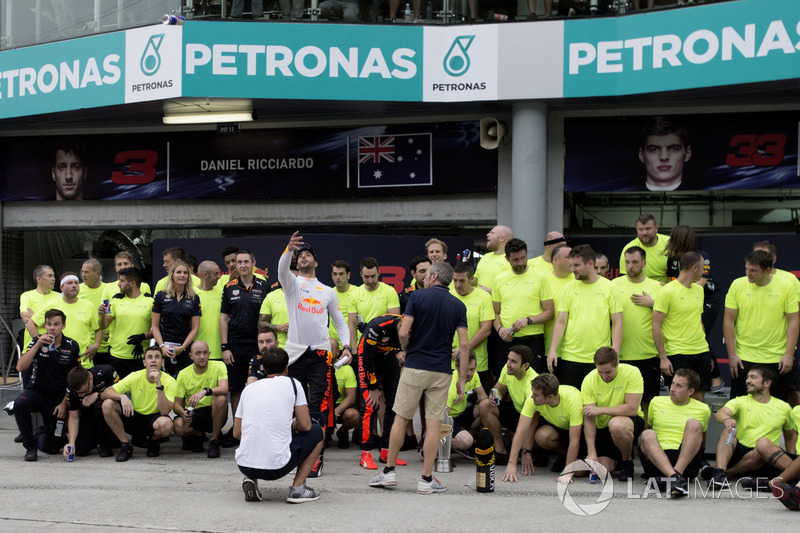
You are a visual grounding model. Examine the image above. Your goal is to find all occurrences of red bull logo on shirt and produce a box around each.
[298,297,324,314]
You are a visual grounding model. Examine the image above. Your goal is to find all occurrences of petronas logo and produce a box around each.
[443,35,475,77]
[141,34,165,76]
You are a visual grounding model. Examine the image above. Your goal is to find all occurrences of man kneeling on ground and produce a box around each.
[234,347,324,504]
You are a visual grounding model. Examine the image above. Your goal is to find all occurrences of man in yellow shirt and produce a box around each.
[544,244,573,358]
[347,257,400,347]
[29,272,102,369]
[653,251,710,401]
[502,373,584,485]
[101,346,176,461]
[474,225,513,294]
[195,261,223,361]
[478,345,538,464]
[705,365,795,488]
[639,368,710,496]
[724,249,799,402]
[452,263,494,388]
[582,347,644,483]
[172,341,229,459]
[528,231,566,275]
[329,260,359,354]
[618,213,670,283]
[154,247,202,293]
[447,352,487,452]
[547,245,622,388]
[19,264,60,355]
[612,246,663,416]
[493,238,554,376]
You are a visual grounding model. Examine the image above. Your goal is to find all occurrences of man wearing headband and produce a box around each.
[528,232,567,275]
[279,232,351,479]
[28,272,101,369]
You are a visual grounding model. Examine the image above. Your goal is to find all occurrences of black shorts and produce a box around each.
[110,356,144,380]
[498,401,521,432]
[639,446,704,478]
[227,341,257,392]
[452,408,477,436]
[189,406,225,434]
[666,352,712,391]
[122,412,168,440]
[539,418,571,444]
[237,424,324,482]
[593,416,645,463]
[557,360,596,389]
[624,357,661,401]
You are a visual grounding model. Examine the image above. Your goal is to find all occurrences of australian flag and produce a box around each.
[357,133,433,188]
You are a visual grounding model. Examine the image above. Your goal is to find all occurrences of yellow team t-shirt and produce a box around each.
[474,252,511,293]
[107,294,153,360]
[581,363,644,429]
[330,285,359,348]
[493,268,553,336]
[259,289,289,348]
[450,287,495,372]
[653,280,709,356]
[521,385,584,430]
[175,361,228,408]
[724,394,793,448]
[559,277,622,363]
[19,289,62,350]
[196,288,223,360]
[792,405,800,454]
[647,396,710,450]
[544,273,574,356]
[724,275,798,364]
[447,368,482,418]
[335,364,357,405]
[33,298,100,367]
[113,369,177,415]
[528,256,554,275]
[498,366,538,413]
[612,276,662,361]
[619,234,670,283]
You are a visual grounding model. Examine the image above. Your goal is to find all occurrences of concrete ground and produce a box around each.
[0,382,797,532]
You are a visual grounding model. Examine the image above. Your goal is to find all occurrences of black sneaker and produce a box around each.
[711,468,728,488]
[551,454,567,473]
[207,439,221,459]
[400,435,418,451]
[740,476,771,492]
[618,460,634,482]
[99,445,114,458]
[221,434,240,448]
[308,456,323,478]
[669,474,689,497]
[24,448,37,462]
[14,433,23,443]
[146,439,160,458]
[700,464,715,480]
[181,437,193,451]
[192,436,205,453]
[116,442,133,462]
[336,426,350,449]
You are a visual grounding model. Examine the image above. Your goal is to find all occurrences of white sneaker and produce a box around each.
[242,478,262,502]
[417,476,447,494]
[369,469,397,488]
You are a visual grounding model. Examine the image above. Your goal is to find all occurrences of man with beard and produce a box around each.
[547,245,622,388]
[399,255,430,314]
[347,257,400,348]
[492,238,554,376]
[474,225,513,295]
[619,213,670,283]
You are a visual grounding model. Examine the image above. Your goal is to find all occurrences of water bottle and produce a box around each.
[475,428,495,493]
[404,3,412,22]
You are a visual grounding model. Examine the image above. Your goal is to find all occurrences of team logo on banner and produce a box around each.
[140,34,165,76]
[443,35,475,77]
[357,133,432,188]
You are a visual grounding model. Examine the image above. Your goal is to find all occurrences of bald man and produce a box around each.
[475,225,514,295]
[195,261,223,361]
[528,231,567,275]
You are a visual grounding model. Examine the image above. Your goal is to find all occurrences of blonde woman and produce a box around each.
[152,261,201,376]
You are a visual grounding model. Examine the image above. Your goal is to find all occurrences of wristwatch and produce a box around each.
[521,448,531,455]
[204,387,213,396]
[526,317,533,326]
[156,385,164,391]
